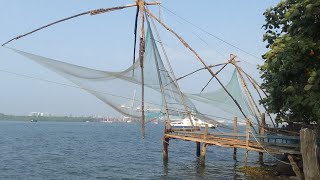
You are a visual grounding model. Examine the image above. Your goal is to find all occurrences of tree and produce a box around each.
[260,0,320,130]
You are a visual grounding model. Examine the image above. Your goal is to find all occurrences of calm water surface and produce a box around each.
[0,121,272,179]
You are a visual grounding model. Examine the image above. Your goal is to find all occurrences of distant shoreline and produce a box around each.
[0,113,101,122]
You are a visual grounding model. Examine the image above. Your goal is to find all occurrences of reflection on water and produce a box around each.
[0,121,275,179]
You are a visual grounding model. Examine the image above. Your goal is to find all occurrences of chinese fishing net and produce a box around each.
[8,21,256,126]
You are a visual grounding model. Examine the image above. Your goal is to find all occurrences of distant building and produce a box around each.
[29,112,52,117]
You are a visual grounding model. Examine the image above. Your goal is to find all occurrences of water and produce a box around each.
[0,121,270,179]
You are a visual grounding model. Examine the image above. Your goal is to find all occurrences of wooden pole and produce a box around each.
[259,113,265,163]
[138,0,146,138]
[204,124,209,140]
[233,63,261,125]
[200,56,237,93]
[2,2,161,47]
[244,118,250,168]
[200,143,207,164]
[233,117,238,160]
[236,65,276,127]
[300,128,320,179]
[288,155,304,180]
[200,124,209,164]
[196,142,201,157]
[163,137,169,160]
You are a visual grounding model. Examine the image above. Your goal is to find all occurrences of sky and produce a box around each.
[0,0,279,117]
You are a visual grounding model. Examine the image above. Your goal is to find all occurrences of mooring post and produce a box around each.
[204,124,208,140]
[244,118,250,168]
[300,128,320,179]
[258,113,265,163]
[163,137,169,160]
[200,143,207,162]
[200,124,209,164]
[233,117,238,160]
[196,142,201,157]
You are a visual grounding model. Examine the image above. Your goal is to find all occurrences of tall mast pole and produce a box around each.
[137,0,146,138]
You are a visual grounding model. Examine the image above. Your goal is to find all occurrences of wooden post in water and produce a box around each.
[163,137,169,160]
[200,144,207,163]
[137,0,146,138]
[233,117,238,160]
[258,113,265,163]
[204,124,209,140]
[200,124,209,163]
[300,128,320,179]
[196,142,201,157]
[244,119,250,168]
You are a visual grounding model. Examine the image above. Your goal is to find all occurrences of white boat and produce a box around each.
[170,116,216,129]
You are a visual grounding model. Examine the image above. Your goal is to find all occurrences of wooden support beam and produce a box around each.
[233,117,238,160]
[288,155,304,180]
[138,0,146,138]
[2,2,160,47]
[200,143,207,163]
[244,119,250,168]
[233,63,261,125]
[163,137,169,160]
[259,113,266,163]
[200,125,209,164]
[235,65,276,127]
[200,56,237,93]
[204,124,209,140]
[196,142,201,157]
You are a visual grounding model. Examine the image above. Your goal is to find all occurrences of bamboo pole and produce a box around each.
[200,55,236,93]
[2,2,161,47]
[233,117,238,160]
[132,5,140,77]
[244,118,250,168]
[259,113,265,163]
[146,9,248,120]
[200,125,209,163]
[236,65,276,127]
[138,0,146,138]
[233,62,261,125]
[200,143,207,163]
[236,66,268,97]
[204,124,209,140]
[175,61,239,82]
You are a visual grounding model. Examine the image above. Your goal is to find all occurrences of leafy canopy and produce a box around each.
[260,0,320,125]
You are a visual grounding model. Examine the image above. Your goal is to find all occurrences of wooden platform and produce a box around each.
[164,130,300,155]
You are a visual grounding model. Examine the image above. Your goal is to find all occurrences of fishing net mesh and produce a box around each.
[10,22,255,125]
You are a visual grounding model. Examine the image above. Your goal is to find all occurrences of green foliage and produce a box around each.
[260,0,320,126]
